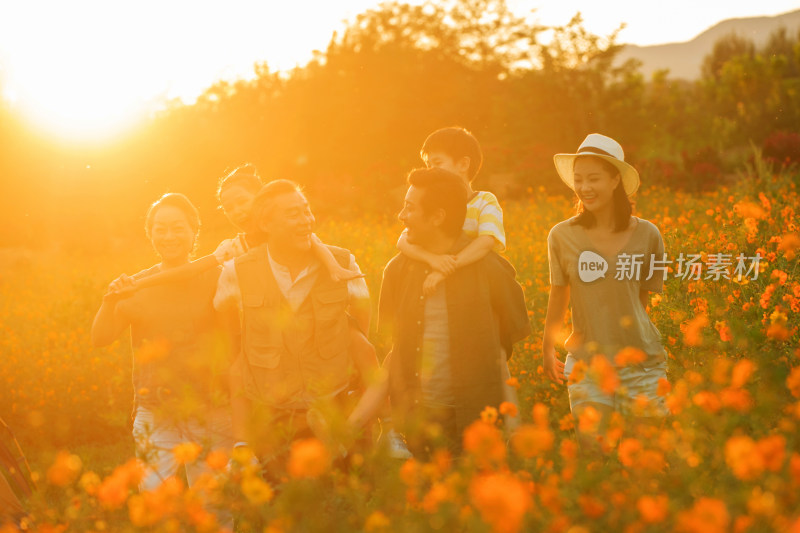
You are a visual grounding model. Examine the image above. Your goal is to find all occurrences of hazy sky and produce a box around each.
[0,0,797,140]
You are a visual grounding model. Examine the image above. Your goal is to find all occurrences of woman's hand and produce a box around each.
[328,264,366,283]
[543,349,565,385]
[103,274,137,302]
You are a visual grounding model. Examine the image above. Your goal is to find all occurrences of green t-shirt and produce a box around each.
[547,216,666,366]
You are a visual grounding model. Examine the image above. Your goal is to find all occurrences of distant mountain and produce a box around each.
[616,9,800,80]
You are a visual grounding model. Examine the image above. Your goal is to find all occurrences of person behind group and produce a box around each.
[542,133,669,454]
[213,180,389,475]
[379,167,530,457]
[397,127,506,296]
[90,193,232,504]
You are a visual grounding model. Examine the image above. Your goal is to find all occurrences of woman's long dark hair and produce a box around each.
[570,155,633,232]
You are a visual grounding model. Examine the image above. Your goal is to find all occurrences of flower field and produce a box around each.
[1,159,798,532]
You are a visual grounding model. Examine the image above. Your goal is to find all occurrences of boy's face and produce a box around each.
[423,151,470,182]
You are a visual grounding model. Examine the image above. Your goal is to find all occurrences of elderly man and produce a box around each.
[214,179,383,470]
[378,167,530,456]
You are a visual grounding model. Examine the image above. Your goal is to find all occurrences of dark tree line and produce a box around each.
[1,0,798,248]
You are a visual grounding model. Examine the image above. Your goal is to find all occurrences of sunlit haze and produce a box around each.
[0,0,797,141]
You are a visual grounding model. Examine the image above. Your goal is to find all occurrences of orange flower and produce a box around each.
[531,403,549,426]
[499,401,518,418]
[617,438,642,467]
[463,420,506,469]
[677,498,730,533]
[666,380,690,414]
[637,449,667,472]
[692,391,721,413]
[681,314,708,347]
[46,450,82,487]
[790,453,800,485]
[505,377,520,389]
[97,459,143,509]
[287,438,330,479]
[421,482,450,513]
[469,473,532,533]
[757,434,786,472]
[656,378,672,397]
[777,232,800,260]
[578,494,606,518]
[766,322,790,341]
[614,347,647,367]
[481,406,499,424]
[204,449,228,471]
[589,356,619,394]
[637,495,668,523]
[577,406,602,434]
[730,359,756,388]
[725,435,764,481]
[714,321,732,342]
[567,359,587,385]
[511,424,554,458]
[787,367,800,398]
[560,439,579,461]
[399,458,421,487]
[172,442,202,464]
[733,201,766,220]
[719,388,753,412]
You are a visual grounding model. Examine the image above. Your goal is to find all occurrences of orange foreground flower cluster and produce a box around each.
[1,163,799,532]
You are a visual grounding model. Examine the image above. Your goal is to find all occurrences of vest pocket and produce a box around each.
[243,294,283,369]
[313,286,349,359]
[245,342,282,369]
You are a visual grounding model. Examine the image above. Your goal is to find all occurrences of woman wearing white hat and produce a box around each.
[542,134,669,453]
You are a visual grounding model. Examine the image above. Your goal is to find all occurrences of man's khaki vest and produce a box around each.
[234,244,353,409]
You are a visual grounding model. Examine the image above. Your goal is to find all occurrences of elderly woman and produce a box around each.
[91,193,232,490]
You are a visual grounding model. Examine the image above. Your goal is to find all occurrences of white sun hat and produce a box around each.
[553,133,640,196]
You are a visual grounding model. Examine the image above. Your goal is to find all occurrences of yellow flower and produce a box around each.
[364,511,391,532]
[241,473,273,505]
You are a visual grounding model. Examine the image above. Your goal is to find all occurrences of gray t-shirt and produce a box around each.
[547,216,666,365]
[420,285,455,407]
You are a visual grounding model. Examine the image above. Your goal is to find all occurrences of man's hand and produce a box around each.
[426,254,457,276]
[543,349,565,385]
[422,271,446,297]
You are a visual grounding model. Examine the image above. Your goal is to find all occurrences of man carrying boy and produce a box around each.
[397,126,505,295]
[379,167,530,456]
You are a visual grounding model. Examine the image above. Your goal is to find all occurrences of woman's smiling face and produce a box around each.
[149,205,195,264]
[572,156,621,213]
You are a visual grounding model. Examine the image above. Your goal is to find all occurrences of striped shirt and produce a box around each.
[464,190,506,252]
